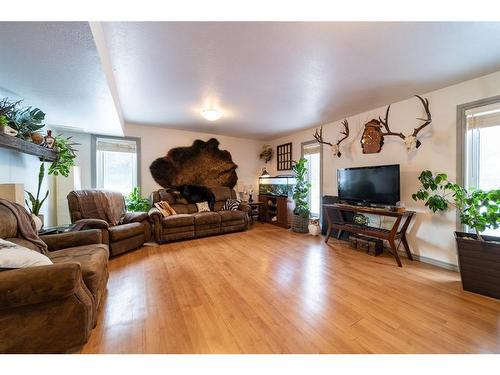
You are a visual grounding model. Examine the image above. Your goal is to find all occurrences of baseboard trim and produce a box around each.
[396,249,459,272]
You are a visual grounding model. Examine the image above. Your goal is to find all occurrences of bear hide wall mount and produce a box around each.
[149,138,238,189]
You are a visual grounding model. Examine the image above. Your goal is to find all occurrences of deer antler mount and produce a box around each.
[361,95,432,154]
[313,119,349,157]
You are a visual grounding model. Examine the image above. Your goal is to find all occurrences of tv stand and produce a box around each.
[323,203,415,267]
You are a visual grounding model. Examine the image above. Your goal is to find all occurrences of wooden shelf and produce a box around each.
[0,133,58,161]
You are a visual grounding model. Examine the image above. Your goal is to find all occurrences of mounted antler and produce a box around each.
[313,119,350,157]
[410,95,432,149]
[379,105,405,140]
[375,95,432,151]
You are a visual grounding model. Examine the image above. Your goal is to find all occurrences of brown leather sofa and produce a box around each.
[67,190,152,257]
[0,204,109,354]
[149,186,250,243]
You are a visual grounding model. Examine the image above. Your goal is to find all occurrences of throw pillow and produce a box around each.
[0,239,53,269]
[222,198,241,211]
[154,201,177,217]
[196,201,210,213]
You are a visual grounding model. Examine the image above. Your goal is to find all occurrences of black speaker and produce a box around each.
[321,195,352,240]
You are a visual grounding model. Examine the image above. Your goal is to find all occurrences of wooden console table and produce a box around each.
[323,203,415,267]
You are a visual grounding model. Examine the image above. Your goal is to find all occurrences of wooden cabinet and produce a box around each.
[258,194,293,228]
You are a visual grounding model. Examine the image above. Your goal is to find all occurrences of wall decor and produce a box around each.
[150,138,238,188]
[361,95,432,154]
[276,142,292,170]
[259,144,273,163]
[313,119,349,157]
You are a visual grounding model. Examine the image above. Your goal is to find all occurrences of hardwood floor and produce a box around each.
[81,224,500,354]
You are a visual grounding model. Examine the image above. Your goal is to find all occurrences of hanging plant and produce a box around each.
[48,134,80,177]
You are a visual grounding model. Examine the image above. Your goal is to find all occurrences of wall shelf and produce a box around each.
[0,132,58,162]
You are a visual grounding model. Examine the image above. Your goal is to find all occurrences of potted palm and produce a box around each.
[412,170,500,299]
[291,157,311,233]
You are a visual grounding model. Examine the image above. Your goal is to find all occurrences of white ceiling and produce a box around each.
[3,22,500,140]
[0,22,123,136]
[101,22,500,139]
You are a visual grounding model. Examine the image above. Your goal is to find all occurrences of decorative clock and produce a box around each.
[360,119,384,154]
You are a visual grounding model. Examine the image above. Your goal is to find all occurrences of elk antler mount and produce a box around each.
[361,95,432,154]
[313,119,349,157]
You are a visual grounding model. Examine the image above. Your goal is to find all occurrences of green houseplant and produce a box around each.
[126,187,152,212]
[9,106,46,140]
[291,157,311,233]
[25,162,49,230]
[48,134,79,177]
[412,170,500,299]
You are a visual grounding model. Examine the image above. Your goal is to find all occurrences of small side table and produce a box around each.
[248,202,264,224]
[39,225,72,236]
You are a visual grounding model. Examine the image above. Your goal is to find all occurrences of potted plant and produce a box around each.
[9,105,46,141]
[0,98,20,136]
[412,170,500,299]
[48,134,79,177]
[25,162,49,230]
[291,157,311,233]
[125,187,152,212]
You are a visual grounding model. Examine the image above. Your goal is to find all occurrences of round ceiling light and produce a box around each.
[201,108,223,121]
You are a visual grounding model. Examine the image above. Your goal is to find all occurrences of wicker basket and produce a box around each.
[292,214,309,233]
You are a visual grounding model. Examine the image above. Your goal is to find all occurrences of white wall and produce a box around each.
[0,149,55,226]
[266,70,500,267]
[62,124,264,198]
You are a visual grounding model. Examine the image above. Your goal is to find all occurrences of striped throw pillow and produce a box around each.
[222,198,241,211]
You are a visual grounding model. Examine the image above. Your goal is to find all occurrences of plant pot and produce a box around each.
[455,231,500,299]
[31,214,44,231]
[292,214,309,233]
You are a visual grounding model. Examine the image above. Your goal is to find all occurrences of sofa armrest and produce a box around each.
[0,263,83,310]
[148,207,162,221]
[41,229,103,252]
[72,218,109,231]
[238,202,251,214]
[120,212,149,224]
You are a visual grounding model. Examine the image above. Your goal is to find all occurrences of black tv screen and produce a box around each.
[337,164,400,206]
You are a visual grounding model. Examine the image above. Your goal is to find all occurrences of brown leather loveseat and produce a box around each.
[0,200,109,353]
[148,186,249,243]
[67,190,152,257]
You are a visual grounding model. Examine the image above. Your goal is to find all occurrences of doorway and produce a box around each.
[301,141,322,219]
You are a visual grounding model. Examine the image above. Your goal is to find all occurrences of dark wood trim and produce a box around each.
[0,133,58,161]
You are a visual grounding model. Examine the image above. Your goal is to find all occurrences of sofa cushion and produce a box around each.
[210,186,236,202]
[5,237,39,251]
[222,198,241,211]
[171,204,198,214]
[218,210,246,222]
[109,222,145,242]
[193,212,221,226]
[48,244,109,301]
[161,214,195,228]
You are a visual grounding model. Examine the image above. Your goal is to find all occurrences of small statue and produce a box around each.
[308,218,321,236]
[44,130,56,149]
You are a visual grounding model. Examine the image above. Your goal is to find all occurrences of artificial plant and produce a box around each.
[292,157,311,218]
[125,187,152,212]
[48,134,79,177]
[412,170,500,241]
[0,98,20,128]
[25,162,49,216]
[9,106,46,139]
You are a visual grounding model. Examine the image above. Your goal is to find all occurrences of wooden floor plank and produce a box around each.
[81,224,500,353]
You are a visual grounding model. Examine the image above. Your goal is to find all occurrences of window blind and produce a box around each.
[466,103,500,130]
[302,142,321,155]
[96,137,137,154]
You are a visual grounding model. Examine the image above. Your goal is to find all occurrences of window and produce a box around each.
[461,99,500,236]
[302,141,322,218]
[92,136,140,196]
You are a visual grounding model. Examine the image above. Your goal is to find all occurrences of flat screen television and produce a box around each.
[337,164,400,206]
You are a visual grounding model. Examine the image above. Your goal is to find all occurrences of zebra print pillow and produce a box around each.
[222,198,241,211]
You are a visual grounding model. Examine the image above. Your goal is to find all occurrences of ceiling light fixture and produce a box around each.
[201,108,223,121]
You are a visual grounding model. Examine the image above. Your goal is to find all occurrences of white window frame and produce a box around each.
[457,95,500,232]
[91,135,141,193]
[301,140,323,220]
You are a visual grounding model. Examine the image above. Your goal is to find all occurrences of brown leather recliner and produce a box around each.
[0,202,109,354]
[67,190,152,257]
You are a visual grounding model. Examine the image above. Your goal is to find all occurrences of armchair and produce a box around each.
[0,201,109,353]
[67,190,152,256]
